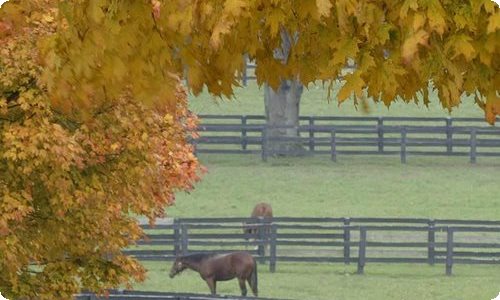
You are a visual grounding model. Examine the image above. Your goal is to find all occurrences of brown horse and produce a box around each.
[243,202,273,240]
[169,252,258,296]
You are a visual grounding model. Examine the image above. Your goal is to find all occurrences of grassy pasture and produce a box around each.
[133,83,499,299]
[137,261,500,300]
[188,81,485,118]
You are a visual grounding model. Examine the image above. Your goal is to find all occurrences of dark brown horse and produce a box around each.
[169,252,258,296]
[243,202,273,240]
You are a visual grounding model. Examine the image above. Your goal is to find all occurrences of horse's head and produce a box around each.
[169,257,187,278]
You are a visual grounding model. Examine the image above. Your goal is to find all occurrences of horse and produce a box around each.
[243,202,273,242]
[169,252,258,297]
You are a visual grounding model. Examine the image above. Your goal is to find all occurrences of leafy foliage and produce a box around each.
[0,0,498,298]
[0,2,200,299]
[23,0,499,123]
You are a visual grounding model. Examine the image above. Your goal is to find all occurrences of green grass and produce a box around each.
[132,83,499,299]
[188,81,485,118]
[167,155,500,220]
[137,261,500,300]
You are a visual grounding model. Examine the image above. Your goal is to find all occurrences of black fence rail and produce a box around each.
[75,290,290,300]
[192,115,500,163]
[124,217,500,276]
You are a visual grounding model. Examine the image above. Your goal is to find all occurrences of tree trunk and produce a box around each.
[264,79,305,156]
[262,29,305,157]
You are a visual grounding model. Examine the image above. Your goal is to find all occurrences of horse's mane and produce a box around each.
[181,252,217,263]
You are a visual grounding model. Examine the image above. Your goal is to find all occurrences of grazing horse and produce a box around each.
[243,202,273,241]
[169,252,258,297]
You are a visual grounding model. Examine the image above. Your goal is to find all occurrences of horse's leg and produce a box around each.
[205,278,216,295]
[238,278,247,296]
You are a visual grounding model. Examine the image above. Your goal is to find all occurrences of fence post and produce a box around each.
[241,115,248,151]
[446,118,453,154]
[269,224,277,273]
[427,219,435,265]
[357,227,367,274]
[173,219,181,257]
[309,117,315,152]
[400,127,407,164]
[446,227,454,276]
[257,217,265,264]
[261,128,268,162]
[181,224,189,256]
[331,130,337,162]
[378,117,384,153]
[470,128,477,164]
[343,218,351,265]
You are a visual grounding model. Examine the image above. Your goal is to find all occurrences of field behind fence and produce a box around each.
[124,217,500,276]
[192,115,500,163]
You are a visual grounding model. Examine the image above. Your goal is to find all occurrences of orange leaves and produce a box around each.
[151,0,161,20]
[0,20,12,38]
[485,92,500,125]
[0,78,201,298]
[0,3,202,297]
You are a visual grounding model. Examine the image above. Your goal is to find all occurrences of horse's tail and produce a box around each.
[249,257,258,296]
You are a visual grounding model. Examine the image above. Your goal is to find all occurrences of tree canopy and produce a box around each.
[6,0,496,123]
[0,0,498,298]
[1,1,200,299]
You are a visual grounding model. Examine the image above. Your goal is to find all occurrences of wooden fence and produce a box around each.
[124,217,500,276]
[240,60,356,86]
[75,290,290,300]
[192,115,500,162]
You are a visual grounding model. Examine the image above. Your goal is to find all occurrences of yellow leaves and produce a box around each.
[446,34,477,61]
[210,20,233,49]
[412,13,426,31]
[426,0,447,35]
[266,8,285,37]
[369,60,407,105]
[338,72,365,103]
[438,79,461,111]
[487,12,500,33]
[210,0,249,49]
[187,66,206,94]
[400,0,419,19]
[329,37,359,66]
[335,0,358,31]
[87,0,106,24]
[316,0,333,18]
[224,0,249,16]
[0,98,7,115]
[402,30,429,64]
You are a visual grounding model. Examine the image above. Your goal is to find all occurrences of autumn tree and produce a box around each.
[0,1,200,299]
[38,0,499,154]
[0,0,498,298]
